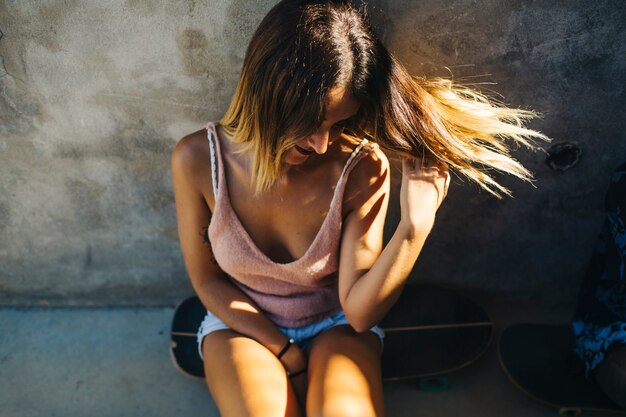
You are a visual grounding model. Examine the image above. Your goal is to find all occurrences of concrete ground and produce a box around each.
[0,298,620,417]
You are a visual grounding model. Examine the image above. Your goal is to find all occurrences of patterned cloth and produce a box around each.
[572,163,626,373]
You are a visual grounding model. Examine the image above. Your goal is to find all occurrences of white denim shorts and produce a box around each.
[197,310,385,360]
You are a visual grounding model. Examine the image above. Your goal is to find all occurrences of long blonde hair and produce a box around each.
[221,0,547,197]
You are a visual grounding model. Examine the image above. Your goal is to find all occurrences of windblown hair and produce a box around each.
[221,0,547,197]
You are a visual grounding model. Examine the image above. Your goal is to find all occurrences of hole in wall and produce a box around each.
[545,142,582,171]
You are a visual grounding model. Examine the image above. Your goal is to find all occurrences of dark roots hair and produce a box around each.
[221,0,548,197]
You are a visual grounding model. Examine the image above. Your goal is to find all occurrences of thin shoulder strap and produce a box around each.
[206,123,218,198]
[338,138,376,179]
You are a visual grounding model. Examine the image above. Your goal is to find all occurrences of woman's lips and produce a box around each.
[295,145,315,156]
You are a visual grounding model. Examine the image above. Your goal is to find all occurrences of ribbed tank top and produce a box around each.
[206,122,377,327]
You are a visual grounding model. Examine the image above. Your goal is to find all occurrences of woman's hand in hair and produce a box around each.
[399,157,450,236]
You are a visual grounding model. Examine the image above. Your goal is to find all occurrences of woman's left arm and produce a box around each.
[339,153,450,332]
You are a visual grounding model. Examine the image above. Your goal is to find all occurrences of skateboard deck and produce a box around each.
[498,323,625,416]
[170,285,493,384]
[378,284,492,381]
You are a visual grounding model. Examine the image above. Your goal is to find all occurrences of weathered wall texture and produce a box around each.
[0,0,624,306]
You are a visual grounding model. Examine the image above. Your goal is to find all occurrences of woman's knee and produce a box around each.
[202,330,302,417]
[307,326,384,417]
[310,396,379,417]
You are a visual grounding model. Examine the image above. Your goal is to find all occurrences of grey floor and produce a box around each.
[0,298,619,417]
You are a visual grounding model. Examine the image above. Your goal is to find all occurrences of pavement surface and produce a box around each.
[0,297,619,417]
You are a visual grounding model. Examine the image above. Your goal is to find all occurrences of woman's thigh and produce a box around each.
[306,325,384,417]
[202,329,302,417]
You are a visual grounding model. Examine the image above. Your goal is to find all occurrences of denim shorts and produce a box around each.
[197,310,385,360]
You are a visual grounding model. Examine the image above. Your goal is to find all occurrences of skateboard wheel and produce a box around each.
[418,376,449,392]
[558,408,582,417]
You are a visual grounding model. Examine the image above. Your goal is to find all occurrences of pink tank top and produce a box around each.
[206,122,377,327]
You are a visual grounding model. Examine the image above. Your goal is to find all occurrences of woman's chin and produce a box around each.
[283,150,310,166]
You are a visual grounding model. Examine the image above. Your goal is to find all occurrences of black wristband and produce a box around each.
[276,338,295,359]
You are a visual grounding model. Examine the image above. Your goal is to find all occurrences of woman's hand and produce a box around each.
[278,343,308,408]
[289,371,307,413]
[399,156,450,235]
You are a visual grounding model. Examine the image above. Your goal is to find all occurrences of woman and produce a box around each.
[172,1,546,416]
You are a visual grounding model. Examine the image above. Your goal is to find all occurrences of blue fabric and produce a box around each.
[572,163,626,373]
[277,311,385,351]
[197,309,385,360]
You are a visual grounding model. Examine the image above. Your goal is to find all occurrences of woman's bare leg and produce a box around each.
[202,329,302,417]
[306,326,384,417]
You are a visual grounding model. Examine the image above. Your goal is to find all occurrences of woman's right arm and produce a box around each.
[171,131,306,373]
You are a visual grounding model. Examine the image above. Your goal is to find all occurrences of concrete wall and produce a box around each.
[0,0,624,306]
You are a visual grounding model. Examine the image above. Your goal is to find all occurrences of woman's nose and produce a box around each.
[307,128,330,154]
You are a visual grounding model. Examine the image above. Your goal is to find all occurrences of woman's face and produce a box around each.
[283,86,360,166]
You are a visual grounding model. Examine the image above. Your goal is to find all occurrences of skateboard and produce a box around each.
[170,285,493,388]
[498,323,625,416]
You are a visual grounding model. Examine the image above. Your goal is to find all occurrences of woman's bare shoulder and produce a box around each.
[172,128,211,167]
[343,142,390,214]
[171,128,214,203]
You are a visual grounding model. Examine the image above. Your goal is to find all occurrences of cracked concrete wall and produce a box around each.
[0,0,624,306]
